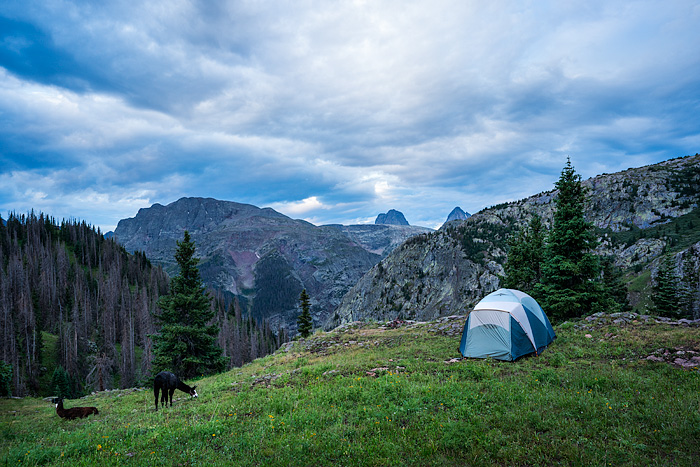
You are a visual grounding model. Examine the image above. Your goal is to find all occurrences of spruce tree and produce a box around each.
[0,361,13,397]
[680,253,699,319]
[50,366,74,399]
[536,158,601,321]
[297,289,313,338]
[502,214,545,293]
[652,256,682,317]
[152,231,226,378]
[599,255,631,313]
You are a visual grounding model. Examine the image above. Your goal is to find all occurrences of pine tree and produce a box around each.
[297,289,313,338]
[680,251,700,319]
[599,255,631,313]
[652,256,682,317]
[50,366,74,399]
[152,231,226,378]
[536,158,601,321]
[502,214,545,293]
[0,361,13,397]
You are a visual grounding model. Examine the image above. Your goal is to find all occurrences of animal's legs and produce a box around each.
[154,387,159,410]
[169,388,175,406]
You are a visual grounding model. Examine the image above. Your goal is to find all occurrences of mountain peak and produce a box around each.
[113,197,384,333]
[375,209,409,226]
[446,207,471,223]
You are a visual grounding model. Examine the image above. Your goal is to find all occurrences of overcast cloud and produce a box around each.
[1,0,699,231]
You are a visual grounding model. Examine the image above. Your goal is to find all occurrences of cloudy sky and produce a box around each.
[1,1,699,231]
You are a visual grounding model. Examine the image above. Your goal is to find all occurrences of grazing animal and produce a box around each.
[54,398,99,420]
[153,371,198,410]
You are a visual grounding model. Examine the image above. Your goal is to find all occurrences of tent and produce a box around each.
[459,288,555,361]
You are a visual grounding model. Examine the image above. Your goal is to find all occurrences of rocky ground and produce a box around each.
[574,311,700,369]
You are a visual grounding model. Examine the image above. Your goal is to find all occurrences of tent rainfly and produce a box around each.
[459,288,556,361]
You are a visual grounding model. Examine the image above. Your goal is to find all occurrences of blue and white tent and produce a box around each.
[459,289,555,361]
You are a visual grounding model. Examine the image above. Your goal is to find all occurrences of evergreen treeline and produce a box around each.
[251,253,303,322]
[0,212,283,397]
[0,211,167,396]
[212,291,285,368]
[652,252,700,319]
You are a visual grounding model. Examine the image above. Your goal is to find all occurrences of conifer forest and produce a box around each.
[0,212,283,397]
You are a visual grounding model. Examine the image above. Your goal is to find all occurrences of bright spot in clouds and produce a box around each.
[271,196,327,216]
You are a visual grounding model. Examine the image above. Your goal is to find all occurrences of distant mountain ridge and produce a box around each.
[113,198,429,333]
[325,224,433,257]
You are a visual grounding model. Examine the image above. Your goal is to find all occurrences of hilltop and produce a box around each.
[1,314,698,466]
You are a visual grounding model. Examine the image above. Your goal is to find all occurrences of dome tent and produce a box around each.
[459,289,555,361]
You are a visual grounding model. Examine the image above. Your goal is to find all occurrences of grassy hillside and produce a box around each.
[2,316,699,466]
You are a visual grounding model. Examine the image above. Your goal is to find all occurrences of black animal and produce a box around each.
[153,371,198,410]
[53,398,99,420]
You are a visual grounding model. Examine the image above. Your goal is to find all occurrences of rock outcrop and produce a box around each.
[477,155,700,233]
[375,209,409,226]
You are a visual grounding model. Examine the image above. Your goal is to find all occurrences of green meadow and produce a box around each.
[2,317,699,466]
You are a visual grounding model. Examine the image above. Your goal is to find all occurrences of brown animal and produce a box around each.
[54,398,99,420]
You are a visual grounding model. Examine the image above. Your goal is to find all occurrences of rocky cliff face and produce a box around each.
[484,155,700,232]
[114,197,382,333]
[328,230,503,326]
[375,209,409,225]
[329,154,700,327]
[327,215,509,327]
